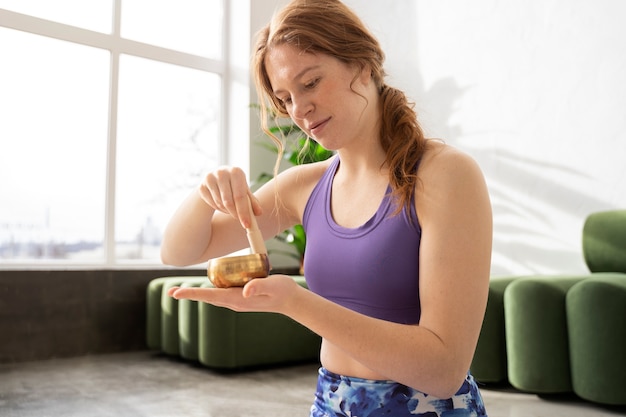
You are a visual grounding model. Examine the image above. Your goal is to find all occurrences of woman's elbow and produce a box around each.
[160,246,190,267]
[160,248,176,266]
[419,362,472,399]
[433,375,469,399]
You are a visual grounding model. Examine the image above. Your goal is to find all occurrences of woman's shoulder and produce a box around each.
[419,141,484,183]
[416,141,489,211]
[277,154,336,187]
[270,155,336,209]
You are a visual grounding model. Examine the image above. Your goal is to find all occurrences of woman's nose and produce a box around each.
[291,95,313,120]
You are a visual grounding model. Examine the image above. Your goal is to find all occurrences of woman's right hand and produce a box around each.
[197,166,263,230]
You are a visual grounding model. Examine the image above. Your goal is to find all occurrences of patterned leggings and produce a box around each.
[310,367,487,417]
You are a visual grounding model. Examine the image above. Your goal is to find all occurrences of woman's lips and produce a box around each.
[309,117,330,135]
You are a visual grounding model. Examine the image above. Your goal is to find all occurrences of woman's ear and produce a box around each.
[358,64,373,86]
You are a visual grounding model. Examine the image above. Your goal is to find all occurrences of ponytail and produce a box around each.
[379,85,427,217]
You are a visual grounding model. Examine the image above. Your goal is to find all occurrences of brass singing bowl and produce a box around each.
[207,253,270,288]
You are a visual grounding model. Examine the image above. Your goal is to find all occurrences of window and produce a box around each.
[0,1,228,266]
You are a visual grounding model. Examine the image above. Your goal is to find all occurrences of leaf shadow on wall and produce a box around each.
[419,77,618,275]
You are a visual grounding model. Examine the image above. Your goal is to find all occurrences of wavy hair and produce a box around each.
[253,0,427,215]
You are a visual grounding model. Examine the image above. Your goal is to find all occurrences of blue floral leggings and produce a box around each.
[310,368,487,417]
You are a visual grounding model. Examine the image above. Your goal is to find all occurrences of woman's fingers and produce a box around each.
[170,286,246,310]
[248,191,264,216]
[198,167,258,228]
[167,275,298,314]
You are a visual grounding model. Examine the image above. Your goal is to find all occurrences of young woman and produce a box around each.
[161,1,492,415]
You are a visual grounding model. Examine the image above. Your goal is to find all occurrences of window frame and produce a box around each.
[0,1,239,268]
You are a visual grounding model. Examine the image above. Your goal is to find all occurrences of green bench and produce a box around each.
[471,210,626,406]
[146,275,321,369]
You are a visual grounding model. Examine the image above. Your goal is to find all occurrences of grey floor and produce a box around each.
[1,351,624,417]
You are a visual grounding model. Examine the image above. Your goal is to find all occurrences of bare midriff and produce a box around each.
[319,339,390,381]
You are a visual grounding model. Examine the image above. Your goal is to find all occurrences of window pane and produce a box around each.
[121,0,222,58]
[0,28,110,263]
[116,54,220,262]
[0,0,113,33]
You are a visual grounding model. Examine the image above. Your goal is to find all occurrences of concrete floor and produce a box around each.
[0,351,624,417]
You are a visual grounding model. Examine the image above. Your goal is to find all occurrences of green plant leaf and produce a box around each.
[291,225,307,255]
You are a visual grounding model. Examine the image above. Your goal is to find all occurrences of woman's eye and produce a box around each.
[305,78,320,89]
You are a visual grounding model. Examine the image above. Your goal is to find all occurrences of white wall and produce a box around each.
[252,0,626,276]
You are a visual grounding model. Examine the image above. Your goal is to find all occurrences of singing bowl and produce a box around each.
[207,253,270,288]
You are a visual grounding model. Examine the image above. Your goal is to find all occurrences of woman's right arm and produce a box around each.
[161,159,332,267]
[160,166,259,267]
[160,187,216,266]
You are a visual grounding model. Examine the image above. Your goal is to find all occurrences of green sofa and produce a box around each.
[471,209,626,406]
[146,275,321,369]
[567,273,626,405]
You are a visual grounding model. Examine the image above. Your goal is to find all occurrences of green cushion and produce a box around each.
[160,277,207,356]
[504,275,587,393]
[178,280,207,361]
[146,276,204,350]
[471,276,518,383]
[146,277,169,350]
[567,273,626,405]
[198,276,321,369]
[582,210,626,273]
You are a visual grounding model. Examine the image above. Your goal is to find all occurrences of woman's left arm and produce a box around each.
[282,147,492,397]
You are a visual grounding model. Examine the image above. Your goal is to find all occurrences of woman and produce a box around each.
[161,0,492,415]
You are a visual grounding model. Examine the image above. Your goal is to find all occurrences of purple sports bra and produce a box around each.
[302,156,422,324]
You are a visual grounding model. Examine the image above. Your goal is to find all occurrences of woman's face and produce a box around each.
[264,44,377,151]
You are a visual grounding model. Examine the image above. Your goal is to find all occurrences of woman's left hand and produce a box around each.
[167,274,301,315]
